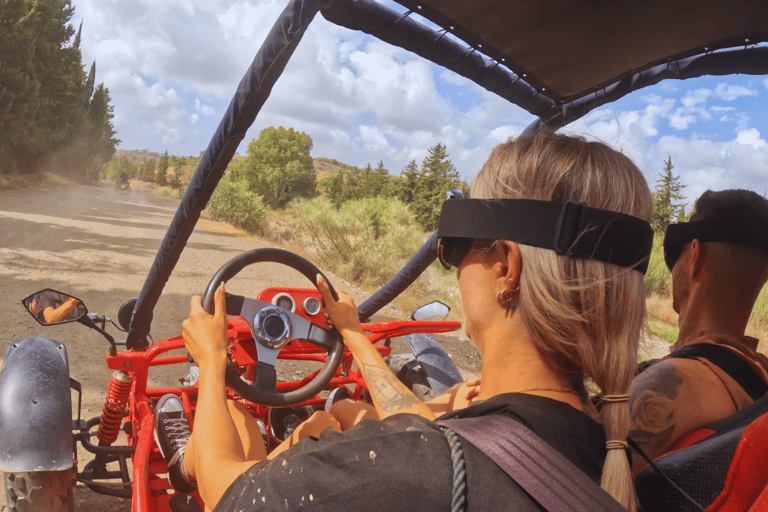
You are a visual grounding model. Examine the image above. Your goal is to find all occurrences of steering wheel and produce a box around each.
[201,248,344,406]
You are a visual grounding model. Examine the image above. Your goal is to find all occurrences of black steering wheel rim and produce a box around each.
[202,248,344,406]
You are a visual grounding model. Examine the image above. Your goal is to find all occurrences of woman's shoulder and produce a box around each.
[439,392,607,482]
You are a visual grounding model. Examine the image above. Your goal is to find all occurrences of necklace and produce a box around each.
[469,386,581,404]
[510,387,581,395]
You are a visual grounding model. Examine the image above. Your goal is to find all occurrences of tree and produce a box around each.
[0,0,39,173]
[240,126,316,208]
[137,158,156,182]
[157,151,169,185]
[324,160,392,207]
[410,143,460,230]
[652,157,687,234]
[388,160,419,204]
[0,0,118,175]
[83,83,119,178]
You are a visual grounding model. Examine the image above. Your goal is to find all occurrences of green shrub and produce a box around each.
[644,235,671,295]
[207,179,267,234]
[649,323,679,345]
[289,196,424,287]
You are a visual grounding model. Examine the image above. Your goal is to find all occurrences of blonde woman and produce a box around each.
[156,132,653,512]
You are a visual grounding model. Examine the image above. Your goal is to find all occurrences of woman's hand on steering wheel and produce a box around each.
[183,282,229,371]
[317,274,363,338]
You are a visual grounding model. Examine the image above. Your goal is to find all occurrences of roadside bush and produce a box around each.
[750,285,768,330]
[644,235,671,295]
[207,179,267,234]
[289,196,424,287]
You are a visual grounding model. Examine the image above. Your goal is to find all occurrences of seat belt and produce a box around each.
[438,415,627,512]
[670,343,768,401]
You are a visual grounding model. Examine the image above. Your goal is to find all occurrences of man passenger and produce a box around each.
[629,189,768,474]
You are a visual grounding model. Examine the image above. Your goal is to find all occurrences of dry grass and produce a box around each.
[646,294,678,326]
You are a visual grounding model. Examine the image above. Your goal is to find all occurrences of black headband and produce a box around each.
[664,216,768,255]
[437,199,654,273]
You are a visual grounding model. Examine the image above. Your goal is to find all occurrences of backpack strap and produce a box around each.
[669,343,768,401]
[438,415,627,512]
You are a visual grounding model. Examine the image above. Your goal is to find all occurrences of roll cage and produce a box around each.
[125,0,768,348]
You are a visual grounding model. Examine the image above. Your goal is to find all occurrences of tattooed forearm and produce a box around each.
[361,362,422,413]
[341,331,435,420]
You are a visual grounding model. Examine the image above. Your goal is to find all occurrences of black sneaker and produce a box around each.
[268,405,314,441]
[154,394,196,493]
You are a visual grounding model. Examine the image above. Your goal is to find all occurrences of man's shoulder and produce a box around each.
[630,356,738,473]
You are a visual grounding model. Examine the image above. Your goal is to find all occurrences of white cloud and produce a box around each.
[194,99,215,116]
[714,83,757,101]
[649,130,768,201]
[735,127,767,148]
[359,125,395,156]
[681,88,711,107]
[440,70,472,87]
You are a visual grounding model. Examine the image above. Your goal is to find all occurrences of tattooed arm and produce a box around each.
[629,358,738,475]
[317,275,436,421]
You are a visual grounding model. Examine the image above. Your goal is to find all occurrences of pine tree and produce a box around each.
[410,143,460,230]
[0,1,118,175]
[157,151,170,185]
[84,61,96,107]
[652,157,687,234]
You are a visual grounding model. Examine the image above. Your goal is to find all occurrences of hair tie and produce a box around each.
[605,440,629,451]
[600,394,630,403]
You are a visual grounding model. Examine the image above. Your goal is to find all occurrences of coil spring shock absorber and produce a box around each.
[97,370,133,444]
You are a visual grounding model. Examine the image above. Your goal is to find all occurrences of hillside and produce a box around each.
[314,157,358,179]
[115,149,163,164]
[116,150,355,179]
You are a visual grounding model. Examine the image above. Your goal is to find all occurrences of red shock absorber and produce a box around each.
[97,370,133,444]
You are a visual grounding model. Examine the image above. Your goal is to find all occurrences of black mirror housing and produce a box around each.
[22,289,88,325]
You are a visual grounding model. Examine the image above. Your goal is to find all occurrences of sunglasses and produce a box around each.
[437,237,474,270]
[663,243,685,271]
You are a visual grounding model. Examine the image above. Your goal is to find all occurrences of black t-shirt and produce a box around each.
[214,393,606,512]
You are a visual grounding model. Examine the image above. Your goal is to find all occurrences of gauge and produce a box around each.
[272,292,295,312]
[303,296,321,316]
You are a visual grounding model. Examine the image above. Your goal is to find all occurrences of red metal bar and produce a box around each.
[132,400,154,512]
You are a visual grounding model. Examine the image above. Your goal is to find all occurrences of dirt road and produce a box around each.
[0,180,481,511]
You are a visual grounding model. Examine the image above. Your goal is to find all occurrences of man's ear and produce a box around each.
[690,239,705,279]
[496,240,523,287]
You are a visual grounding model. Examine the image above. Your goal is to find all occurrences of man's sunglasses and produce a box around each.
[663,243,685,271]
[663,215,768,272]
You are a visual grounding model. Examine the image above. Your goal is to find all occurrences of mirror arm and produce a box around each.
[79,315,118,355]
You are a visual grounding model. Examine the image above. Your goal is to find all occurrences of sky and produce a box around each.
[72,0,768,209]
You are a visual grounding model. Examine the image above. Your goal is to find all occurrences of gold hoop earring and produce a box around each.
[498,279,519,306]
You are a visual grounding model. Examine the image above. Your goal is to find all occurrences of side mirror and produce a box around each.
[22,289,88,325]
[411,301,450,322]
